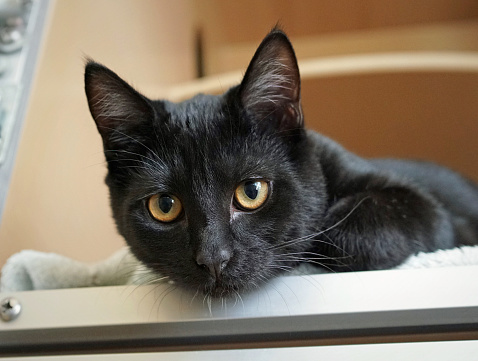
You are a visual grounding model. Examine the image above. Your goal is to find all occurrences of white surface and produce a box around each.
[0,265,477,356]
[0,265,477,330]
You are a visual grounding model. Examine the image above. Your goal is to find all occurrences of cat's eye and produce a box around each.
[148,194,183,223]
[234,180,270,211]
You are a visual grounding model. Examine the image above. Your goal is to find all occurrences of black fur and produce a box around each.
[85,30,478,297]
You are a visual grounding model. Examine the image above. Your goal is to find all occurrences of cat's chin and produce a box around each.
[180,276,246,299]
[203,284,239,299]
[173,271,263,299]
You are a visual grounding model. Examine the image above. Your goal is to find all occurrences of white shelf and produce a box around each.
[1,265,477,356]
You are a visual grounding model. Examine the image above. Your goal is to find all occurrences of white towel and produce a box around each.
[2,246,478,292]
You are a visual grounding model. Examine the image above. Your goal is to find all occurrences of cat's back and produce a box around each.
[306,130,478,245]
[307,130,478,214]
[371,159,478,211]
[371,158,478,245]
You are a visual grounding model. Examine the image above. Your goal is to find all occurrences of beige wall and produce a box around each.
[0,0,196,267]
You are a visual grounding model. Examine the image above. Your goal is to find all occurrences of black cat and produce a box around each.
[85,29,478,297]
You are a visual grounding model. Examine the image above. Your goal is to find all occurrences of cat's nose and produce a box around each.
[196,249,231,280]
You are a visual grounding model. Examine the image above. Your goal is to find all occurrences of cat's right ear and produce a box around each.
[239,29,303,132]
[84,61,155,149]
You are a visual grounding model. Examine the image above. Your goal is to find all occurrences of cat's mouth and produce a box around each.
[206,284,231,298]
[202,276,240,298]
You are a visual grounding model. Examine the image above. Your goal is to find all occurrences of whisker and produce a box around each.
[274,266,326,296]
[190,287,201,307]
[274,250,351,260]
[98,125,162,162]
[105,149,164,169]
[233,290,245,314]
[269,196,370,252]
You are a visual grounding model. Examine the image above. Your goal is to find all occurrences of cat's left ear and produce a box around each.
[84,61,155,150]
[239,29,303,131]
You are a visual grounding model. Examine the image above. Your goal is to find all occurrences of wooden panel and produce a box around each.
[215,21,478,74]
[301,71,478,181]
[196,0,478,75]
[199,0,478,42]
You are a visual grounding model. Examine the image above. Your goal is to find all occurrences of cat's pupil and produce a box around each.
[159,195,174,213]
[244,181,260,200]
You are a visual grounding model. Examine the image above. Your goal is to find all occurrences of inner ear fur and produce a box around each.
[239,29,303,130]
[84,61,155,146]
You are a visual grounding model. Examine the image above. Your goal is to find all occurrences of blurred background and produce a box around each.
[1,0,478,269]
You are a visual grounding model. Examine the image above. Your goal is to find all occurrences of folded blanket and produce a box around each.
[2,246,478,292]
[0,248,140,292]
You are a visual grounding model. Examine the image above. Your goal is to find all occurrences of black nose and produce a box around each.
[196,249,231,280]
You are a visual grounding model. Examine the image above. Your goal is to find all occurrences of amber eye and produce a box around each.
[234,180,269,211]
[148,194,183,223]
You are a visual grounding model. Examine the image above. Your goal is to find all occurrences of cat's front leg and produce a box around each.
[317,186,455,271]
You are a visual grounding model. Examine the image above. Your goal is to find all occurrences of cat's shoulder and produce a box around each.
[305,129,372,172]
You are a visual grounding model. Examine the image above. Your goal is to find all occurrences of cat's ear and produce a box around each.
[84,61,155,148]
[239,29,303,130]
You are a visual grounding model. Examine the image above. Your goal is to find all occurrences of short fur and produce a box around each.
[85,30,478,297]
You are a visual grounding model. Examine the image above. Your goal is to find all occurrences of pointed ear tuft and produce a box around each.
[84,61,154,148]
[239,30,303,130]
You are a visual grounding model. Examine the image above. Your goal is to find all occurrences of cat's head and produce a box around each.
[85,29,327,297]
